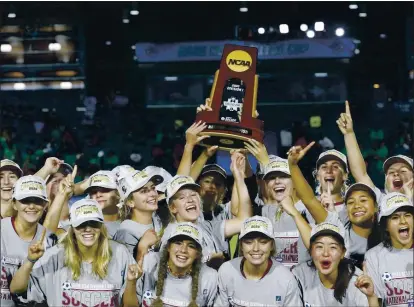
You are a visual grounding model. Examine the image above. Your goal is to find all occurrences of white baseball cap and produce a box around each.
[379,192,413,221]
[256,155,279,178]
[168,222,203,248]
[85,170,118,194]
[143,166,173,193]
[316,149,349,173]
[117,169,163,201]
[165,175,200,204]
[263,158,290,180]
[112,165,136,181]
[239,216,274,239]
[310,222,346,246]
[13,175,48,202]
[344,183,378,204]
[0,159,23,177]
[383,155,413,174]
[69,198,104,227]
[45,163,74,184]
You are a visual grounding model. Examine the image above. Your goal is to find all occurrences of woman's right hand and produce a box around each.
[59,165,77,198]
[196,98,213,114]
[185,122,209,147]
[336,100,354,135]
[230,153,246,179]
[27,229,46,263]
[287,142,315,165]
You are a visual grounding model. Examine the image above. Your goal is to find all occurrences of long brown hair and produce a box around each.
[60,225,112,280]
[151,241,202,307]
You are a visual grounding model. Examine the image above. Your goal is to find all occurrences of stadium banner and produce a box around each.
[135,38,355,63]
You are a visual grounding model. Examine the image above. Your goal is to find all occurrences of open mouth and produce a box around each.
[398,226,410,239]
[186,205,197,212]
[82,234,95,241]
[176,255,188,263]
[274,187,286,195]
[147,199,157,205]
[393,179,403,189]
[250,254,263,259]
[324,178,335,184]
[321,260,332,269]
[1,187,12,191]
[352,211,366,217]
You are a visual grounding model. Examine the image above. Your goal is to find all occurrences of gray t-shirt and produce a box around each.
[137,252,218,306]
[215,257,303,307]
[104,220,121,240]
[113,214,163,255]
[325,211,368,267]
[161,220,227,263]
[365,243,414,307]
[25,240,136,307]
[292,262,369,307]
[261,201,315,267]
[1,217,57,307]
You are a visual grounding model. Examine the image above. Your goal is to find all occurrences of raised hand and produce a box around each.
[59,165,77,198]
[336,100,354,135]
[140,229,159,250]
[243,139,270,165]
[27,228,47,263]
[287,142,315,165]
[279,195,299,217]
[127,263,143,281]
[196,98,213,114]
[355,262,376,298]
[205,145,219,157]
[402,178,413,200]
[44,157,64,175]
[231,154,246,179]
[185,121,209,146]
[320,182,336,212]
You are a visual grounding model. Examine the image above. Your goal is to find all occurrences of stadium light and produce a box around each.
[105,41,112,46]
[279,24,289,34]
[359,12,367,18]
[349,4,358,9]
[165,76,178,81]
[300,24,308,32]
[373,84,380,89]
[130,10,139,15]
[240,1,248,12]
[48,43,61,51]
[380,34,386,39]
[258,27,265,34]
[60,82,73,89]
[306,30,315,38]
[14,83,25,90]
[122,18,130,24]
[355,48,360,54]
[314,21,324,32]
[8,12,16,18]
[1,44,12,52]
[335,28,345,37]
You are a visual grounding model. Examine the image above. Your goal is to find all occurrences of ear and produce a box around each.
[168,202,177,215]
[126,199,135,209]
[12,200,18,211]
[342,172,348,182]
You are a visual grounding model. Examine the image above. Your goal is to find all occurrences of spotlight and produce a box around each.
[335,28,345,37]
[306,30,315,38]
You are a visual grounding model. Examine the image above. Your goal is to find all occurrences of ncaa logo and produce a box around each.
[226,50,252,73]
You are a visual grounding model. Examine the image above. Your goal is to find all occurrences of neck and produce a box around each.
[102,205,119,217]
[352,222,372,238]
[78,242,99,263]
[391,237,414,249]
[131,209,153,225]
[318,269,338,289]
[176,216,198,224]
[243,259,268,280]
[167,259,192,277]
[103,212,119,222]
[1,200,15,218]
[14,215,38,241]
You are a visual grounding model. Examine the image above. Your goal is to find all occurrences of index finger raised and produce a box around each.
[345,100,351,116]
[302,141,315,154]
[71,165,78,180]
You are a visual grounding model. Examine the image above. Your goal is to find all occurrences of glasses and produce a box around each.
[75,220,102,230]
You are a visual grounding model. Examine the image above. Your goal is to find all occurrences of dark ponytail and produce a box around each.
[188,258,202,307]
[333,258,356,303]
[151,248,169,307]
[367,213,381,249]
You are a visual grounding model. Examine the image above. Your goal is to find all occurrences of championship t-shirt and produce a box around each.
[1,217,57,307]
[215,257,303,307]
[292,262,369,306]
[104,220,121,240]
[161,220,227,263]
[113,214,163,255]
[260,201,315,267]
[137,252,218,307]
[25,240,136,307]
[365,243,414,307]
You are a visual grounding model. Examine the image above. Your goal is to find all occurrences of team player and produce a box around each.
[113,169,164,256]
[162,152,252,269]
[10,199,141,307]
[288,143,381,268]
[215,216,303,307]
[336,100,413,200]
[1,175,56,307]
[364,193,414,307]
[0,159,23,218]
[137,222,218,307]
[292,222,380,307]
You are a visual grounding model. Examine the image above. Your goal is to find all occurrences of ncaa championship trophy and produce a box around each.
[195,44,264,151]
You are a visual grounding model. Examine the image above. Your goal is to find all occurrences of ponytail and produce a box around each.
[151,248,169,307]
[188,258,202,307]
[333,258,356,303]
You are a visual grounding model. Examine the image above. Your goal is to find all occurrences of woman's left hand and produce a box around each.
[127,263,142,281]
[355,263,375,297]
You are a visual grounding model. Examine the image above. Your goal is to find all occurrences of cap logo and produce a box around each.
[75,205,99,217]
[175,224,200,238]
[91,175,110,184]
[132,171,148,182]
[386,194,409,208]
[245,219,269,231]
[314,223,340,234]
[20,181,44,192]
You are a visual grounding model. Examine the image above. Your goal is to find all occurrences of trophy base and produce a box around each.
[199,131,264,151]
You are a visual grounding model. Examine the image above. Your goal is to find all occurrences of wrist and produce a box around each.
[26,257,37,264]
[185,143,195,150]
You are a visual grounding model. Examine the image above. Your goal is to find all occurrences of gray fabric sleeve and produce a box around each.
[113,228,138,255]
[210,220,228,253]
[26,255,50,303]
[215,265,230,307]
[364,250,384,300]
[203,268,219,307]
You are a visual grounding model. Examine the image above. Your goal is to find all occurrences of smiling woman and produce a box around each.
[1,175,56,307]
[0,159,23,218]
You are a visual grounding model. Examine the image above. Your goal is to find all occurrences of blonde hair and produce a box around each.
[61,225,112,281]
[167,192,203,223]
[151,242,202,307]
[119,193,134,221]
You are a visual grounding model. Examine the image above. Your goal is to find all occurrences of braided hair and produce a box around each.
[151,242,202,307]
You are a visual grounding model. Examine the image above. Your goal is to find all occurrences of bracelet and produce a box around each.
[27,257,37,264]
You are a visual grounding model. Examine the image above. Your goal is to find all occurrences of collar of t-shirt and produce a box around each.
[240,258,272,280]
[11,216,38,241]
